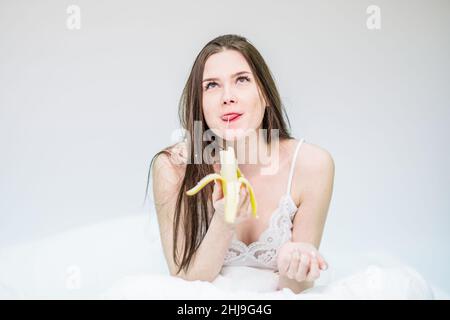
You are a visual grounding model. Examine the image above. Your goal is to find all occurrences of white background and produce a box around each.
[1,1,449,292]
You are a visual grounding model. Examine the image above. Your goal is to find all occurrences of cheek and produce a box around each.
[242,86,264,109]
[202,92,220,112]
[244,92,265,118]
[202,96,219,127]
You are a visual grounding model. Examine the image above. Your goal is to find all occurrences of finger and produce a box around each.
[295,253,310,282]
[237,188,250,217]
[212,180,223,202]
[277,250,291,276]
[238,185,247,206]
[305,256,320,281]
[314,252,328,271]
[212,182,225,213]
[242,190,251,217]
[234,187,245,221]
[287,250,301,279]
[278,255,290,276]
[213,199,224,214]
[212,181,219,202]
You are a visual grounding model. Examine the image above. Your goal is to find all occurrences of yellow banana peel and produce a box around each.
[186,147,258,224]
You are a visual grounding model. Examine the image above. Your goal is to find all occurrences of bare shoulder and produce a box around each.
[294,140,335,204]
[156,141,188,170]
[168,141,189,166]
[152,142,188,207]
[152,149,184,184]
[299,141,334,171]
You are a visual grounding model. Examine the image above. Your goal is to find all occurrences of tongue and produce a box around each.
[225,114,238,121]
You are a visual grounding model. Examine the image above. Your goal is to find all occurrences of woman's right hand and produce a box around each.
[212,180,253,228]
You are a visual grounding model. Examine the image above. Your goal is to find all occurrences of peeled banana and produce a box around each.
[186,147,258,224]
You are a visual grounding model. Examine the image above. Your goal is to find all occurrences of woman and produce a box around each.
[148,34,335,294]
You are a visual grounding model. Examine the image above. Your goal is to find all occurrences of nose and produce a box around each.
[222,85,236,105]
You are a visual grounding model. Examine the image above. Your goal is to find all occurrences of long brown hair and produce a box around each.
[145,34,294,274]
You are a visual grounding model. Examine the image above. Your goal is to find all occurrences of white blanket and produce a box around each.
[0,213,443,299]
[102,263,434,300]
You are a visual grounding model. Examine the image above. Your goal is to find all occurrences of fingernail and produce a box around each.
[321,264,328,271]
[311,251,316,258]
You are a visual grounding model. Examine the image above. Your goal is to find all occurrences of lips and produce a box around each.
[221,113,243,122]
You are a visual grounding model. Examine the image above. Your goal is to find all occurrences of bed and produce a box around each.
[0,211,447,299]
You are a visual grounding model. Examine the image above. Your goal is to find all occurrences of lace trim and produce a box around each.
[223,194,299,270]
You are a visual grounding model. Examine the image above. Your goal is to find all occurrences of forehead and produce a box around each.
[203,49,252,78]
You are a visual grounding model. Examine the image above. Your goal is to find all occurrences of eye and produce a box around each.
[237,76,250,83]
[204,76,250,91]
[204,81,217,90]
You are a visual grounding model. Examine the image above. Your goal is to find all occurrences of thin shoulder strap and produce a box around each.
[286,138,305,195]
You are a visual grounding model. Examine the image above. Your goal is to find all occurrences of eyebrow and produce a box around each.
[202,71,251,83]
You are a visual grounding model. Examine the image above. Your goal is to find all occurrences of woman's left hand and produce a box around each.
[277,241,328,282]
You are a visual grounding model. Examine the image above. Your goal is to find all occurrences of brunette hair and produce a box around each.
[145,34,293,274]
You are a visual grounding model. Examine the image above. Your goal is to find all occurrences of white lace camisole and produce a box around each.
[222,138,305,272]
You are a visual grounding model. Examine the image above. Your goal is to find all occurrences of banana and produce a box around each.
[186,147,258,224]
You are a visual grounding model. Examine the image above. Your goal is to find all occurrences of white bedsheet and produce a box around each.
[102,263,435,300]
[0,213,445,299]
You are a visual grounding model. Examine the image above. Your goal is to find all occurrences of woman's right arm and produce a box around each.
[151,153,236,282]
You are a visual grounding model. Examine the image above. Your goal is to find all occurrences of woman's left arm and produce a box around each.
[277,147,335,294]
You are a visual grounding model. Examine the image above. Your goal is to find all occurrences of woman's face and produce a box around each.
[202,49,267,141]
